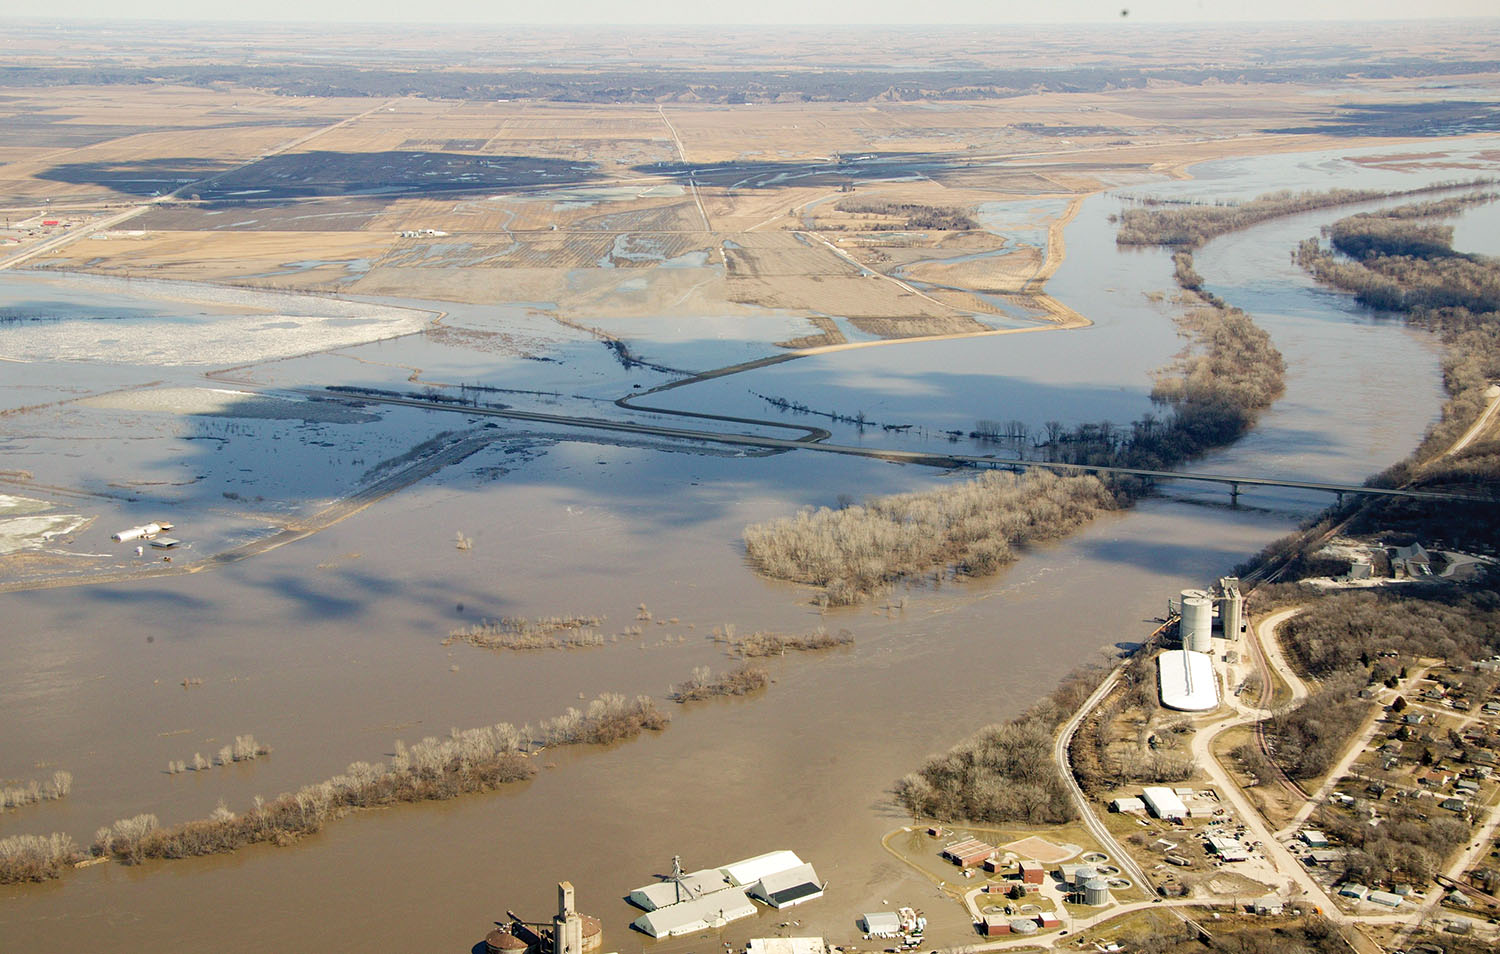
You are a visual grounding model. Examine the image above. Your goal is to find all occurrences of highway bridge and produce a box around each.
[312,388,1496,506]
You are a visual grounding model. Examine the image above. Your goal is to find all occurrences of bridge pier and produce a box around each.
[1229,482,1240,507]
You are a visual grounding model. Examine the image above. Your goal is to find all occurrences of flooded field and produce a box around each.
[1,138,1496,952]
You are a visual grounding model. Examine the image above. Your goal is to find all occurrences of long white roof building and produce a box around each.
[1158,649,1219,711]
[632,887,758,938]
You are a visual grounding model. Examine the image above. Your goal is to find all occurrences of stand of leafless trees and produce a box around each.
[1115,180,1494,249]
[167,736,269,775]
[744,469,1116,605]
[894,665,1108,825]
[832,200,977,231]
[729,627,854,656]
[1,771,72,811]
[670,665,771,702]
[7,694,668,882]
[0,833,80,883]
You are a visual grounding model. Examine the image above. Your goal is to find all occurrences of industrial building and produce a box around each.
[1206,836,1249,862]
[746,863,824,909]
[1142,786,1188,821]
[722,851,805,888]
[941,838,997,867]
[633,887,758,938]
[629,868,730,911]
[745,939,827,954]
[629,851,823,937]
[487,881,601,954]
[1158,649,1219,712]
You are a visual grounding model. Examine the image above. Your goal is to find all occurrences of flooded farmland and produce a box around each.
[1,139,1496,952]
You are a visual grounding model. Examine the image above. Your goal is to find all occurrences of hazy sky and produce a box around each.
[16,1,1500,24]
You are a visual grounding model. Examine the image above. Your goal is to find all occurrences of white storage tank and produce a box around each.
[1182,597,1213,653]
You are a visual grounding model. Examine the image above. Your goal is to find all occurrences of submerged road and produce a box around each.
[315,388,1498,506]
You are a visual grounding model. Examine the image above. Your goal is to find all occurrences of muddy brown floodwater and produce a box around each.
[4,140,1493,953]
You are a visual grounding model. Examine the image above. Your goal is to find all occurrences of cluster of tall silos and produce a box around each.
[1172,577,1243,651]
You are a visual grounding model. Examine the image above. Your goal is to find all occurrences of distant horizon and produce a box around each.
[3,0,1498,27]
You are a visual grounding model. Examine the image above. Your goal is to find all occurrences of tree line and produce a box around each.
[0,693,667,884]
[893,665,1106,825]
[1115,180,1494,249]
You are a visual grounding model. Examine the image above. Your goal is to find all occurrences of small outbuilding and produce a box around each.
[1018,860,1044,884]
[862,912,902,937]
[1252,897,1283,916]
[1299,830,1329,848]
[1110,797,1146,813]
[1367,890,1402,908]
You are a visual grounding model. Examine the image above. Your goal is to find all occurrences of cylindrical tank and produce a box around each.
[1219,592,1243,640]
[1072,866,1097,885]
[580,916,602,954]
[486,930,532,954]
[1082,878,1110,906]
[1009,918,1039,935]
[1182,596,1213,653]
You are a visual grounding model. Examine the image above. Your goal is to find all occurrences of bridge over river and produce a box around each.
[313,388,1496,507]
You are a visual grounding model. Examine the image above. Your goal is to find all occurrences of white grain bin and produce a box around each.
[1182,597,1213,653]
[1082,878,1110,906]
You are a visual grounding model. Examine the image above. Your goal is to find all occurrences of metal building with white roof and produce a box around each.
[1142,786,1189,821]
[1158,649,1219,711]
[632,887,758,938]
[722,850,804,887]
[628,869,731,911]
[748,862,824,909]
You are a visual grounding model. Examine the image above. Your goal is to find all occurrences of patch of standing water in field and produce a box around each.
[975,197,1070,248]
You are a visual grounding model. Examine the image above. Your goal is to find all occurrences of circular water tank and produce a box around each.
[1083,878,1110,906]
[1183,597,1213,653]
[1072,866,1097,885]
[1009,918,1039,935]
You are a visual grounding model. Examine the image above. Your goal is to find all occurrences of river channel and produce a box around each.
[0,139,1493,952]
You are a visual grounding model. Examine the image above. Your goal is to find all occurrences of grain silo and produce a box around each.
[1217,577,1242,639]
[1182,596,1213,653]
